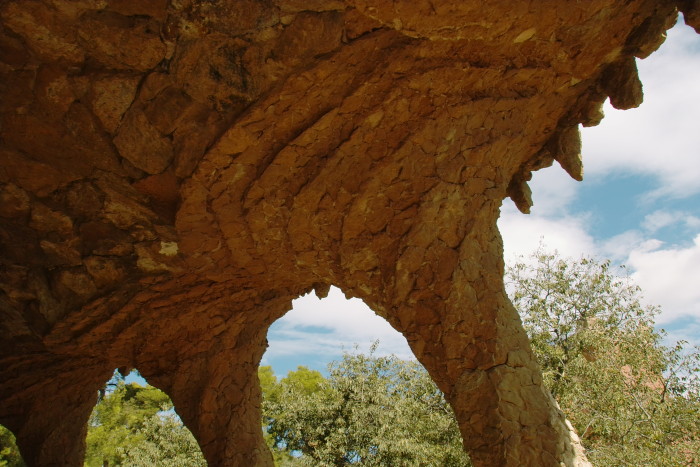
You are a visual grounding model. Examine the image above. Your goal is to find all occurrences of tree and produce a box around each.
[117,413,204,467]
[85,371,204,466]
[0,425,23,467]
[262,344,472,466]
[506,250,700,465]
[259,365,304,466]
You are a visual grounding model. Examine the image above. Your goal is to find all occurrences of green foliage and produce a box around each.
[259,366,301,466]
[0,425,24,467]
[85,371,204,467]
[507,250,700,466]
[259,365,278,400]
[262,344,472,466]
[117,413,205,467]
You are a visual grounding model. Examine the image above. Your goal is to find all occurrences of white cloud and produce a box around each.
[599,231,649,262]
[642,210,682,232]
[642,210,700,233]
[526,163,582,217]
[627,234,700,324]
[498,202,597,262]
[663,318,700,347]
[263,287,414,366]
[581,23,700,199]
[500,202,700,343]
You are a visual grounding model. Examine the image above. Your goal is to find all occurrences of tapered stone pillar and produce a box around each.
[141,320,275,467]
[2,362,107,467]
[354,192,589,466]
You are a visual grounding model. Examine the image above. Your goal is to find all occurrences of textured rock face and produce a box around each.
[1,1,697,465]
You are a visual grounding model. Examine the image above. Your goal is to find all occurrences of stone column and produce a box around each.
[361,193,589,466]
[4,362,107,467]
[143,323,274,467]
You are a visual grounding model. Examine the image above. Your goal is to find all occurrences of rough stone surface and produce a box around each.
[0,1,691,466]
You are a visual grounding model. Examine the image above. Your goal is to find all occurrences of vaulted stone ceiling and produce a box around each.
[1,1,697,465]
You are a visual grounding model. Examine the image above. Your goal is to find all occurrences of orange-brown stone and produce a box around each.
[0,1,694,466]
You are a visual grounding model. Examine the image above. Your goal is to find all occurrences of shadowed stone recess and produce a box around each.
[0,1,695,465]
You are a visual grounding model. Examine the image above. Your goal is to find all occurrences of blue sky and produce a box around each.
[262,20,700,378]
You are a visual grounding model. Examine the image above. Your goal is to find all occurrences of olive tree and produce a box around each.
[261,344,471,466]
[506,250,700,465]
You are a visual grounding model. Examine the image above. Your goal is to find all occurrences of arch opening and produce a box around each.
[264,286,414,376]
[84,369,204,467]
[260,285,472,465]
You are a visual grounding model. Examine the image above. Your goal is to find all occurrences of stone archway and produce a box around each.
[1,1,697,465]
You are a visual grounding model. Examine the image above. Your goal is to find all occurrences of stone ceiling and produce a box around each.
[1,1,697,465]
